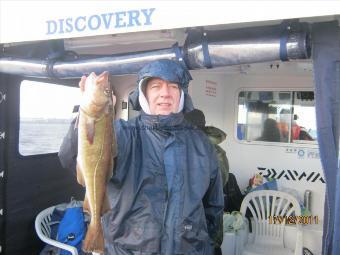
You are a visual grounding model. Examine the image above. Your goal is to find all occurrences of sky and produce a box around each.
[20,80,81,119]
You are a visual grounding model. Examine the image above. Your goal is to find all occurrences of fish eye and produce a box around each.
[104,89,111,96]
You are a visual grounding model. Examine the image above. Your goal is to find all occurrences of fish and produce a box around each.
[76,71,116,254]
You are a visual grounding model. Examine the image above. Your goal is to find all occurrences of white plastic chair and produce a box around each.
[35,206,100,255]
[239,190,303,255]
[35,206,79,255]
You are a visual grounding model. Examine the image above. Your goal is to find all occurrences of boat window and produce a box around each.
[19,80,81,155]
[237,91,317,144]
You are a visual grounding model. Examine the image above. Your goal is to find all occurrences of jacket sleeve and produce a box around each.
[202,148,224,247]
[58,117,78,174]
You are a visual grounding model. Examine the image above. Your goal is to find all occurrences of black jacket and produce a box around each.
[59,112,224,255]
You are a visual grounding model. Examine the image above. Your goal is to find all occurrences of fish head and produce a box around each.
[82,71,112,111]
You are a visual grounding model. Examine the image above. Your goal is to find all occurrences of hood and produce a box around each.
[203,126,227,145]
[129,59,194,113]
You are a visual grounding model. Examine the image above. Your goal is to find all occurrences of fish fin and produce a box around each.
[101,193,111,215]
[82,222,105,254]
[83,193,91,215]
[86,119,95,144]
[76,163,85,187]
[97,71,109,84]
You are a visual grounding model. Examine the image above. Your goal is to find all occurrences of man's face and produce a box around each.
[145,78,181,115]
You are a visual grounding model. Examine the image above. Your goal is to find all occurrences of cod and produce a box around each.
[76,71,116,254]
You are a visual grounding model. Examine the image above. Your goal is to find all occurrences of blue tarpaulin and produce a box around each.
[312,21,340,255]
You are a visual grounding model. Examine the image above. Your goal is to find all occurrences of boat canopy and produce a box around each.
[1,1,340,44]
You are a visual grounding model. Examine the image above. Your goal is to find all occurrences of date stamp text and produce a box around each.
[269,215,319,225]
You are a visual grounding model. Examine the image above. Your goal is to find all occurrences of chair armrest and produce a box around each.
[294,228,303,255]
[235,217,249,255]
[35,207,79,255]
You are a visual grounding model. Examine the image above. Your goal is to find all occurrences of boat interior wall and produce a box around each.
[111,75,137,120]
[189,71,227,130]
[2,40,65,59]
[0,74,84,255]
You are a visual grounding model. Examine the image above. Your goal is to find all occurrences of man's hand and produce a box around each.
[79,75,86,93]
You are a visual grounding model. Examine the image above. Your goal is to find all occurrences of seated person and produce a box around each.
[298,127,314,141]
[256,118,281,142]
[292,115,314,141]
[277,109,291,142]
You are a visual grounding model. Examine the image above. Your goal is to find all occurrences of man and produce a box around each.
[59,59,224,255]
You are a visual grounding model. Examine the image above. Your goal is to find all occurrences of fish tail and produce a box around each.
[82,221,105,254]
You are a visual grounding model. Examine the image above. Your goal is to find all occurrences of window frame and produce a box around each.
[234,87,318,148]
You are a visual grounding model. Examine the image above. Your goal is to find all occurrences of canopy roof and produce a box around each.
[1,0,339,44]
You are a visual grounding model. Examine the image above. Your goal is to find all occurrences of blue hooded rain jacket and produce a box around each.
[58,59,224,255]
